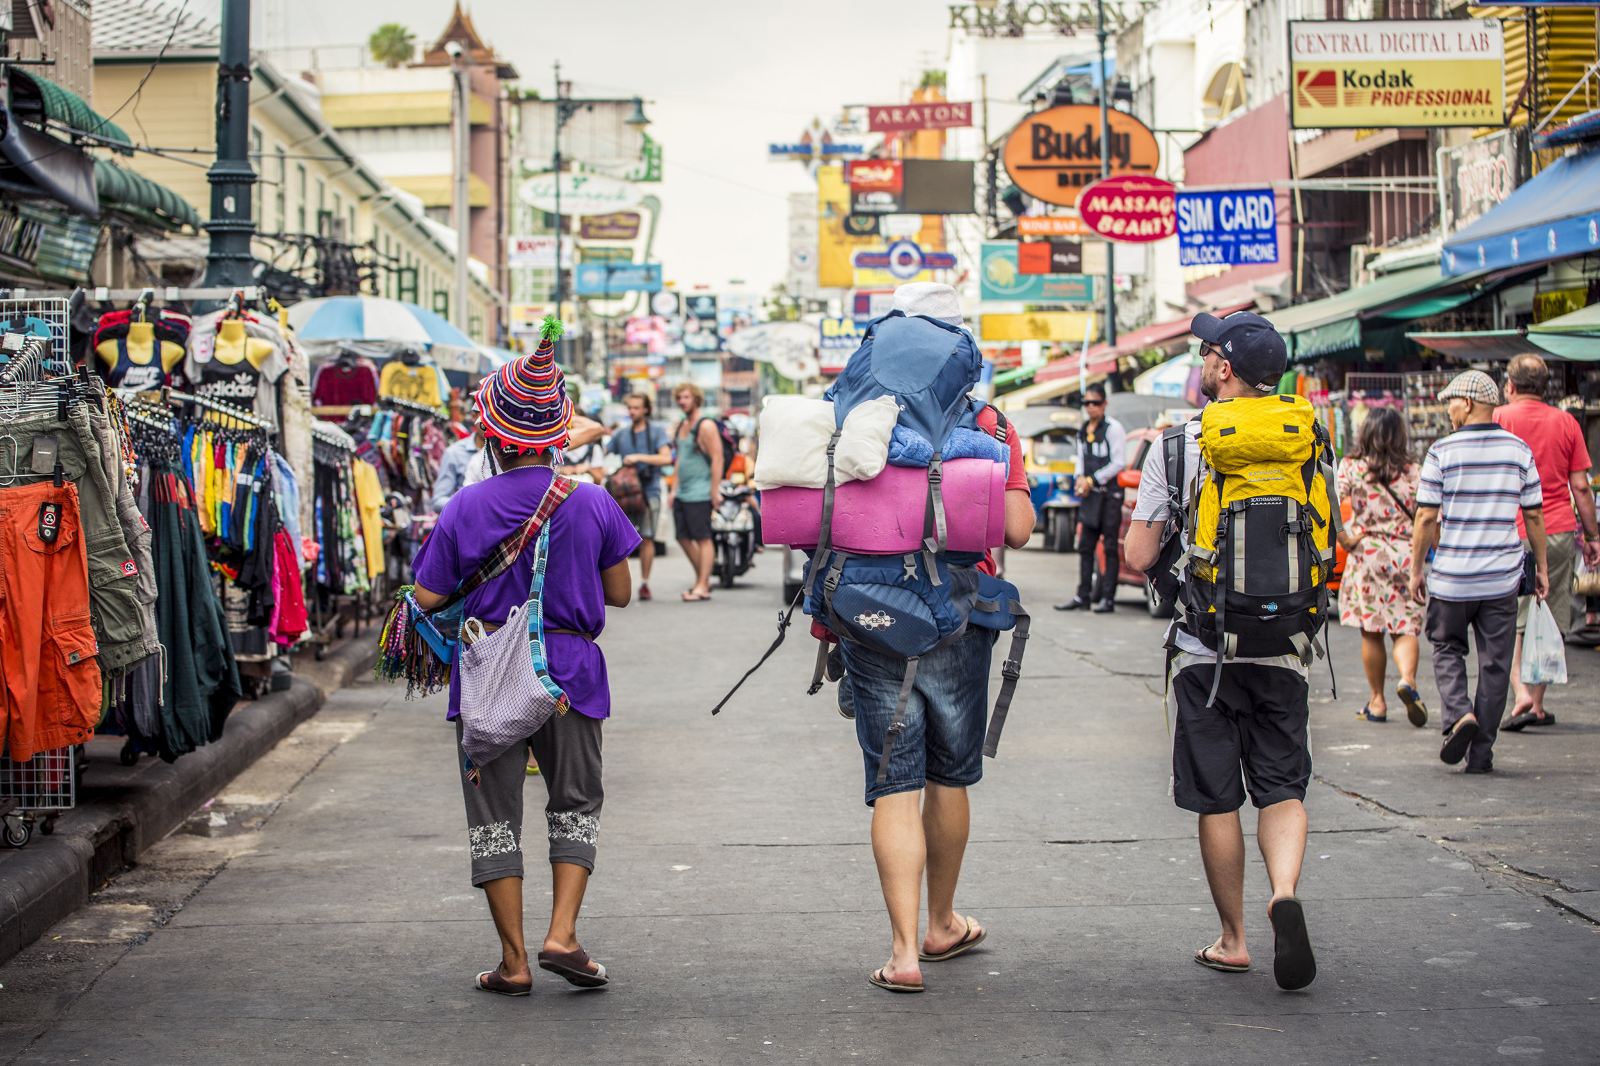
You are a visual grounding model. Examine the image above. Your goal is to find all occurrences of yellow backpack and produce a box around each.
[1180,394,1340,703]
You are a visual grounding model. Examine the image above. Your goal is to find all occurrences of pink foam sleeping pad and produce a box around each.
[761,459,1006,553]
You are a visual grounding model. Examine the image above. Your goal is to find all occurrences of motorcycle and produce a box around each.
[712,476,758,588]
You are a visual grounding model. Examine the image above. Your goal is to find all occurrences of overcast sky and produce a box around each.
[226,0,956,293]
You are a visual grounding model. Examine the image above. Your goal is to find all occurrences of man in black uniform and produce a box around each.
[1057,385,1127,613]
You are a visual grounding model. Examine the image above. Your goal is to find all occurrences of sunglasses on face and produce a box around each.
[1085,399,1105,407]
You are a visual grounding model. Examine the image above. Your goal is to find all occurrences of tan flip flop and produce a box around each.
[920,916,987,962]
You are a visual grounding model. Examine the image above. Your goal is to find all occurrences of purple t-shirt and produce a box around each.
[412,466,640,721]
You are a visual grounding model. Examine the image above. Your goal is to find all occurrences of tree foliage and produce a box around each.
[368,23,416,69]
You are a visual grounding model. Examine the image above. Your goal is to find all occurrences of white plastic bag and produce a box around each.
[1520,599,1568,685]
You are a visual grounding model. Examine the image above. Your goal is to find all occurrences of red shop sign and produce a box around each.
[1075,176,1177,243]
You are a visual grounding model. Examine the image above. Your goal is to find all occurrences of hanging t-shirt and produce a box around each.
[379,360,445,407]
[102,336,172,390]
[412,466,640,722]
[312,359,381,407]
[185,313,289,426]
[351,458,387,580]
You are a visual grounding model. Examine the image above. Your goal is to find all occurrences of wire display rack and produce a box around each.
[0,294,74,375]
[1,746,76,848]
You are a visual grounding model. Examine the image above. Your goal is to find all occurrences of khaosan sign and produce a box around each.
[579,212,641,241]
[1076,176,1176,242]
[981,241,1096,303]
[854,240,958,281]
[1003,105,1160,207]
[518,172,642,215]
[573,262,662,296]
[1175,188,1280,266]
[1289,19,1505,129]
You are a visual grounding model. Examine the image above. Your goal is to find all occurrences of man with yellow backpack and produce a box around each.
[1126,311,1335,993]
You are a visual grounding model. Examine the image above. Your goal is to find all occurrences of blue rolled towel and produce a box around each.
[887,425,1006,467]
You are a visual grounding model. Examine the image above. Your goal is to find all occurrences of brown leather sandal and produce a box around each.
[475,967,532,996]
[537,947,609,988]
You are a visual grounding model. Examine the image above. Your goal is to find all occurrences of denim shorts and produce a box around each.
[838,627,995,805]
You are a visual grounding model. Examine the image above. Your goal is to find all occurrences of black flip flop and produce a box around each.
[537,948,609,989]
[919,917,986,962]
[1193,945,1250,973]
[475,969,532,997]
[1268,898,1317,991]
[1440,715,1479,765]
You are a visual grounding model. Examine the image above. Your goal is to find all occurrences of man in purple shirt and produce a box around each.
[413,325,638,996]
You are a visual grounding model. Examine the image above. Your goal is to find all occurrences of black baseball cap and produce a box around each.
[1191,311,1288,394]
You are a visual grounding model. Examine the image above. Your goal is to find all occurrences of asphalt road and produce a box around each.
[1,541,1596,1064]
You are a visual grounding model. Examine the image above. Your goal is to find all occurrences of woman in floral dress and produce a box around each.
[1336,407,1429,726]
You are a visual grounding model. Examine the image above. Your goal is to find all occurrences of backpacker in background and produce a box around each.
[1177,393,1341,704]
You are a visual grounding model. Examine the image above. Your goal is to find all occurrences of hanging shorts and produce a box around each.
[0,482,102,761]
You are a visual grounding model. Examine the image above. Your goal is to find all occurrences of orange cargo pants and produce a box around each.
[0,481,101,762]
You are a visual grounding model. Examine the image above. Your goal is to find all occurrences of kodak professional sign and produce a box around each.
[1289,19,1505,129]
[1002,105,1160,208]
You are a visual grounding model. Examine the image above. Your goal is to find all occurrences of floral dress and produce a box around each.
[1336,457,1425,636]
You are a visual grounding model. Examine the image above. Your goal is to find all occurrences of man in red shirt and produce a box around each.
[1494,354,1600,730]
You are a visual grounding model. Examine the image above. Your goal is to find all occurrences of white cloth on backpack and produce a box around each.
[754,395,898,489]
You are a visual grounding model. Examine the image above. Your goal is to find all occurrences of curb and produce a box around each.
[0,637,378,966]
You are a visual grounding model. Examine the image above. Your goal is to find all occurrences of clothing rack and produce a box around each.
[312,420,358,452]
[1,286,268,303]
[116,386,277,433]
[377,396,449,422]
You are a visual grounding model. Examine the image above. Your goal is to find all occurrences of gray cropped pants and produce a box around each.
[455,710,603,886]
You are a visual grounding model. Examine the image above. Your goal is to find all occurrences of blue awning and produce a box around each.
[1442,148,1600,276]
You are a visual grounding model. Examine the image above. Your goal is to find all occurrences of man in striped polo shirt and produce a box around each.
[1407,370,1549,774]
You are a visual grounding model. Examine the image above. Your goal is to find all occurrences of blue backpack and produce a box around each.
[711,311,1029,783]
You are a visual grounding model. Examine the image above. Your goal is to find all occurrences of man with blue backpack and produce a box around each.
[820,284,1035,993]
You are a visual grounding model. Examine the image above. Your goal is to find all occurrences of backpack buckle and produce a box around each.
[1001,659,1022,681]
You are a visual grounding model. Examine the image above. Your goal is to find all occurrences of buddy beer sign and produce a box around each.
[1290,19,1505,129]
[1002,105,1160,207]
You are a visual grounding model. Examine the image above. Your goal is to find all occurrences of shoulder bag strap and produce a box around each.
[432,474,579,614]
[1377,477,1415,521]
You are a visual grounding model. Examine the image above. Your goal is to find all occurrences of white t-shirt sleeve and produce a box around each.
[1416,445,1443,508]
[1519,443,1544,509]
[1129,436,1171,522]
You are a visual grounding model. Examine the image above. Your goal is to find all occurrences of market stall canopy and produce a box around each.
[1033,302,1251,384]
[1442,148,1600,277]
[6,69,132,148]
[94,160,200,230]
[1529,302,1600,336]
[287,296,486,374]
[1405,330,1551,362]
[1270,264,1530,362]
[994,367,1109,412]
[1528,304,1600,362]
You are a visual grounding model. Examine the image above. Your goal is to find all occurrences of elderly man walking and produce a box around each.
[1408,371,1548,775]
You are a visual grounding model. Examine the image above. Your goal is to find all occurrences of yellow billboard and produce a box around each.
[979,312,1099,343]
[1289,19,1504,129]
[817,164,878,290]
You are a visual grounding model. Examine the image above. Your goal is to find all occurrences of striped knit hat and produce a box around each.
[474,316,571,452]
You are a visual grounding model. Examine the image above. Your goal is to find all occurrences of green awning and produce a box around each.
[94,160,200,230]
[1529,302,1600,336]
[8,70,131,148]
[1407,327,1600,363]
[1269,264,1518,362]
[992,364,1039,390]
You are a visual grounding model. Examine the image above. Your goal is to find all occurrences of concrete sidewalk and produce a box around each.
[0,546,1595,1064]
[0,638,377,966]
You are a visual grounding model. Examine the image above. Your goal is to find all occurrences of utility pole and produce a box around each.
[449,41,471,334]
[1096,0,1116,347]
[201,0,257,289]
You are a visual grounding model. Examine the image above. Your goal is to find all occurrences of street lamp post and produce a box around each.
[1096,0,1116,348]
[200,0,257,289]
[448,41,471,335]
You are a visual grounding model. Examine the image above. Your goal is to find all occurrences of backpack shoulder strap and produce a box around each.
[1161,423,1188,524]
